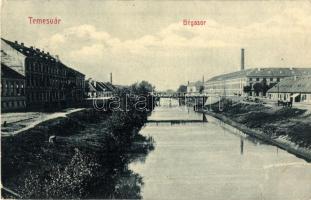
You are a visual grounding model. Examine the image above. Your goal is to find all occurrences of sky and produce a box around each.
[1,0,311,90]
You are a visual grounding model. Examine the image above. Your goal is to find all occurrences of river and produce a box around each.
[129,99,311,200]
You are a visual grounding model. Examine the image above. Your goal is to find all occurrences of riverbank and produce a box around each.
[1,108,154,199]
[1,108,86,136]
[200,100,311,161]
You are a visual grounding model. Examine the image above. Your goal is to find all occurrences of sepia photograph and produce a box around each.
[1,0,311,199]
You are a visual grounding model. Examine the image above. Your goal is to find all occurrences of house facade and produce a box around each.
[267,76,311,104]
[1,38,85,109]
[85,78,116,98]
[1,63,26,112]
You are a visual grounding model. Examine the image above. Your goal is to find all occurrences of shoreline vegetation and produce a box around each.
[199,98,311,161]
[1,81,156,199]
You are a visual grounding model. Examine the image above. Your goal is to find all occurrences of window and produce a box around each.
[256,78,259,81]
[270,78,273,81]
[249,78,252,81]
[302,94,307,101]
[277,78,280,82]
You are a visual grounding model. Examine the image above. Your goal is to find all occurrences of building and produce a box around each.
[204,49,311,97]
[186,81,204,96]
[1,63,26,112]
[85,78,116,98]
[85,79,97,98]
[267,76,311,104]
[204,69,252,97]
[205,68,311,97]
[1,38,85,109]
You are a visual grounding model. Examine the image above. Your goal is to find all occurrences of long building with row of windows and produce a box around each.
[203,49,311,97]
[1,38,85,111]
[204,67,311,97]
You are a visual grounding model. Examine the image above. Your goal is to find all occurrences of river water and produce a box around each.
[129,99,311,200]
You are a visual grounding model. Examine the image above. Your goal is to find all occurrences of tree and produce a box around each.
[176,85,187,93]
[165,89,175,94]
[130,81,155,95]
[253,82,263,96]
[243,85,251,93]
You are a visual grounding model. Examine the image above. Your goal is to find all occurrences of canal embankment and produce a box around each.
[199,99,311,161]
[1,107,154,199]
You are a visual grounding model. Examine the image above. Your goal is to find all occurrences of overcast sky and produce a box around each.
[1,0,311,90]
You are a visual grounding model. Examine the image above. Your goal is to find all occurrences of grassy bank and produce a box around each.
[2,108,154,199]
[205,99,311,152]
[1,81,156,199]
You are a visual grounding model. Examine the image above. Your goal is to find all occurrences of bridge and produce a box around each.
[152,92,208,98]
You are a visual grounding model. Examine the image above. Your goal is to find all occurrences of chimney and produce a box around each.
[241,48,245,71]
[21,42,24,46]
[55,55,60,61]
[14,41,18,44]
[30,46,33,49]
[110,72,113,84]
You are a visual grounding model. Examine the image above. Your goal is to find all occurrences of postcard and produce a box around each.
[1,0,311,199]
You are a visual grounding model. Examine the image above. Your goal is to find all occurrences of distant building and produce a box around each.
[186,81,204,96]
[1,38,85,109]
[204,49,311,97]
[267,76,311,104]
[204,68,311,97]
[85,79,97,98]
[85,78,116,98]
[1,63,26,112]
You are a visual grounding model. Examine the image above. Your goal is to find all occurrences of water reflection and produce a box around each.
[240,137,244,155]
[130,100,311,200]
[88,143,154,199]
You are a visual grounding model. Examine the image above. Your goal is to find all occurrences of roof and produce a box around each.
[85,79,117,93]
[1,63,25,79]
[85,80,97,92]
[247,68,311,77]
[1,38,84,77]
[188,81,204,88]
[267,75,311,93]
[101,82,117,92]
[207,69,255,82]
[207,67,311,82]
[96,82,112,92]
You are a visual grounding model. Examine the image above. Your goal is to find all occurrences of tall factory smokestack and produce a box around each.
[110,73,112,84]
[241,48,245,71]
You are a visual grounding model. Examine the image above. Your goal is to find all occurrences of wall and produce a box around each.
[204,77,247,96]
[1,77,26,112]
